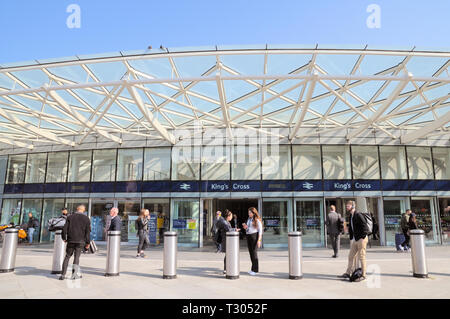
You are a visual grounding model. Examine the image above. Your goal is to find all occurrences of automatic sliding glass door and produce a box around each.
[410,197,439,244]
[261,198,292,247]
[294,198,324,247]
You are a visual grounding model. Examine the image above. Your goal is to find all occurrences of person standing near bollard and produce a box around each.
[212,211,223,253]
[108,207,121,231]
[326,205,344,258]
[338,200,370,282]
[216,209,233,275]
[136,209,150,258]
[60,205,91,280]
[26,212,39,245]
[242,207,262,276]
[400,209,412,251]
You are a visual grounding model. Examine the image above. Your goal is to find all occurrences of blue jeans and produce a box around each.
[28,227,35,244]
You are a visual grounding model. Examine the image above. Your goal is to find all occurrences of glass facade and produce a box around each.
[25,153,47,183]
[144,148,171,180]
[46,152,68,183]
[68,151,92,182]
[407,147,434,179]
[351,146,380,179]
[432,148,450,180]
[322,145,351,179]
[117,149,143,181]
[1,144,449,247]
[292,145,322,179]
[92,149,116,182]
[6,154,26,184]
[380,146,408,179]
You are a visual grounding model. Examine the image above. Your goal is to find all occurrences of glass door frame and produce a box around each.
[294,197,324,247]
[170,197,201,248]
[381,196,409,246]
[261,197,293,248]
[437,197,450,245]
[116,197,141,244]
[410,196,441,245]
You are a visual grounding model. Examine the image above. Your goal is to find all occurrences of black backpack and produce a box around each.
[349,268,363,282]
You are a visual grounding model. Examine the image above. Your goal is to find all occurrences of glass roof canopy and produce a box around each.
[0,45,448,149]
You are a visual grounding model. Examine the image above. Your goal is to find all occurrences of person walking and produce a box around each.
[326,205,344,258]
[136,209,150,258]
[108,207,121,231]
[400,209,412,251]
[242,207,263,276]
[60,205,91,280]
[216,209,233,275]
[232,214,239,230]
[26,212,39,244]
[211,211,223,253]
[338,200,370,282]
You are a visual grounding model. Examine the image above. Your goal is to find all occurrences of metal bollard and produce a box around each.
[410,229,428,278]
[0,228,19,273]
[288,231,303,279]
[163,231,177,279]
[51,230,66,274]
[105,230,121,277]
[226,231,240,280]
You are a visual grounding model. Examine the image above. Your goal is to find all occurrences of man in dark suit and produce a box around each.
[326,205,343,258]
[108,207,121,231]
[60,205,91,280]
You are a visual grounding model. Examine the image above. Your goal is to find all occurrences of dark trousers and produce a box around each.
[138,232,150,253]
[401,229,410,247]
[329,233,341,256]
[246,233,259,272]
[224,255,226,271]
[61,242,83,276]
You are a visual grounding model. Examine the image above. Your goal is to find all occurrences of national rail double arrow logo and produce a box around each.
[180,183,191,190]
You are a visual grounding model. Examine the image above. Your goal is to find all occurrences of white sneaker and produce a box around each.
[397,245,404,251]
[248,271,256,276]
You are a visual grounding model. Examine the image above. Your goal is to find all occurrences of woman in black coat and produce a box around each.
[216,209,233,274]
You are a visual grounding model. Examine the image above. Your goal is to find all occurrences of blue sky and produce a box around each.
[0,0,449,64]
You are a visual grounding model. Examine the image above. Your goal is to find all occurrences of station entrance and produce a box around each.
[202,198,259,245]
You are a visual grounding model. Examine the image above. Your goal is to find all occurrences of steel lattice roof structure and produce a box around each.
[0,45,449,150]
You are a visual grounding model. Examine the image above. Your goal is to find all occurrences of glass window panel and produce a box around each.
[383,199,406,246]
[379,146,408,179]
[40,198,65,243]
[171,146,200,180]
[90,200,114,241]
[65,198,89,215]
[118,199,141,243]
[231,144,260,180]
[117,148,143,181]
[432,147,450,180]
[46,152,68,183]
[68,150,92,182]
[295,199,324,247]
[143,198,170,245]
[262,145,291,180]
[322,145,351,179]
[351,146,380,179]
[407,147,433,179]
[262,200,290,246]
[438,198,450,244]
[143,148,171,180]
[170,199,199,245]
[25,153,47,183]
[92,149,116,182]
[201,145,230,180]
[292,145,322,179]
[6,154,26,184]
[411,197,439,244]
[21,199,43,243]
[0,199,22,225]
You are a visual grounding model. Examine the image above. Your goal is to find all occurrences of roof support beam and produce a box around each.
[346,73,413,141]
[0,137,34,149]
[215,73,233,139]
[401,109,450,143]
[289,73,318,140]
[46,88,123,144]
[127,85,176,144]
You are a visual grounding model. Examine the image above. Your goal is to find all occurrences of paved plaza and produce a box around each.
[0,243,449,299]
